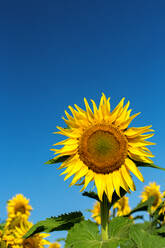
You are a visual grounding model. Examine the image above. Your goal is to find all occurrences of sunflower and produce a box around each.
[141,182,162,212]
[113,196,131,216]
[51,94,154,202]
[7,194,32,219]
[49,242,61,248]
[14,220,50,248]
[91,201,101,224]
[3,215,25,246]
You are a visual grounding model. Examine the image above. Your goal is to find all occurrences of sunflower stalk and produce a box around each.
[100,193,110,241]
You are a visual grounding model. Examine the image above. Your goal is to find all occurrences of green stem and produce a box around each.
[100,193,110,241]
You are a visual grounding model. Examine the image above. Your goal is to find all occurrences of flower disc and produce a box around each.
[78,124,128,174]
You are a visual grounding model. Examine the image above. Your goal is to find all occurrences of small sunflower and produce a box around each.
[7,194,32,219]
[91,201,101,224]
[49,242,61,248]
[3,215,24,246]
[141,182,162,212]
[113,196,131,216]
[51,94,155,202]
[14,221,50,248]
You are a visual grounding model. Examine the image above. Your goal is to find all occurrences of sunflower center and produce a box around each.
[151,193,159,206]
[23,238,35,248]
[15,203,26,214]
[78,124,128,174]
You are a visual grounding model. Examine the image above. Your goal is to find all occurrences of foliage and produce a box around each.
[2,188,165,248]
[24,211,84,238]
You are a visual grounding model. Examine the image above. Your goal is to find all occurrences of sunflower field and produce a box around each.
[1,94,165,248]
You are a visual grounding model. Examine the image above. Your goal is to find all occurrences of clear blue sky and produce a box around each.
[1,0,165,244]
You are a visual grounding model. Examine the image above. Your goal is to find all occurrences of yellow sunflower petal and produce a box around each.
[105,174,114,202]
[110,98,125,122]
[84,98,94,122]
[115,101,130,125]
[119,112,141,130]
[94,174,106,201]
[125,158,144,182]
[112,170,122,197]
[121,165,136,192]
[124,126,153,138]
[80,170,94,192]
[70,165,88,186]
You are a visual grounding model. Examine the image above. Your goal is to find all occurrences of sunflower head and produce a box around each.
[14,221,50,248]
[49,242,61,248]
[113,196,131,216]
[22,235,50,248]
[7,194,32,219]
[91,201,101,224]
[51,94,155,202]
[141,182,162,212]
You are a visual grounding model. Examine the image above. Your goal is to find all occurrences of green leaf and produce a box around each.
[131,222,152,232]
[129,224,165,248]
[133,160,165,172]
[120,239,136,248]
[45,155,70,164]
[109,217,133,239]
[24,211,84,239]
[132,215,144,221]
[82,191,100,202]
[126,196,155,216]
[65,220,120,248]
[155,226,165,237]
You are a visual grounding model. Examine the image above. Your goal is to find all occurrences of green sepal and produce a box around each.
[82,191,100,202]
[45,155,70,165]
[24,211,84,239]
[82,187,127,206]
[132,160,165,171]
[125,196,155,216]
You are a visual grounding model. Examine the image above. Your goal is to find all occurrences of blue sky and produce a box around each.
[1,0,165,244]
